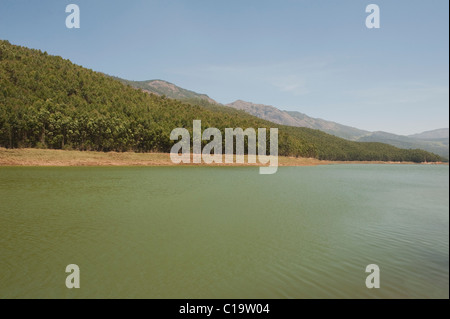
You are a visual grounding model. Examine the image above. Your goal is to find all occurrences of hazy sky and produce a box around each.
[0,0,448,135]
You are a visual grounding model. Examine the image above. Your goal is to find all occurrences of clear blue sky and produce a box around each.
[0,0,448,135]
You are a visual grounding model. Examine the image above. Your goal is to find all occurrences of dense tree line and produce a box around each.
[0,40,444,162]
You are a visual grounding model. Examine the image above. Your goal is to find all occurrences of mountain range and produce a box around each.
[226,100,449,159]
[120,79,449,159]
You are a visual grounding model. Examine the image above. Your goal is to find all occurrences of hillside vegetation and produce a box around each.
[0,40,445,162]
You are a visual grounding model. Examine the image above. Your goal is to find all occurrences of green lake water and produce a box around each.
[0,165,448,298]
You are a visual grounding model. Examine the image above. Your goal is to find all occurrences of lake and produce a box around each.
[0,165,448,298]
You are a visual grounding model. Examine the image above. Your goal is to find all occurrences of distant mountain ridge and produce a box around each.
[116,78,219,105]
[117,77,449,159]
[357,131,449,159]
[409,128,449,140]
[225,100,449,159]
[227,100,370,140]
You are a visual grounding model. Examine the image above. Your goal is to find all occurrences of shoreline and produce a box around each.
[0,148,447,167]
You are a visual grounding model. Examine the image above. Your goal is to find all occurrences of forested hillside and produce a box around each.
[0,40,444,162]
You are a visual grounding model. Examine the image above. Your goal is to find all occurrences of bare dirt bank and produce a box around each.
[0,148,446,167]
